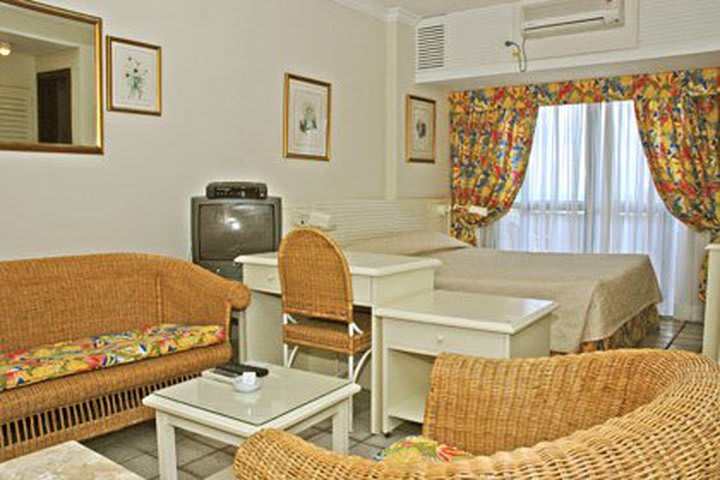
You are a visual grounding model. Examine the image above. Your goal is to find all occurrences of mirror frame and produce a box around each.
[0,0,103,154]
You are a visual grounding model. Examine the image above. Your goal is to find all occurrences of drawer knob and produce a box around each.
[266,274,276,282]
[437,335,445,344]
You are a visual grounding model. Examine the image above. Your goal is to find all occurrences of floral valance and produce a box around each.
[450,67,720,114]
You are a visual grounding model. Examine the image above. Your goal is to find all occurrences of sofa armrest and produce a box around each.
[157,258,250,330]
[170,264,250,310]
[227,282,251,311]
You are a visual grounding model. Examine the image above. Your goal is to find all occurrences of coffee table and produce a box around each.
[0,441,142,479]
[143,363,360,480]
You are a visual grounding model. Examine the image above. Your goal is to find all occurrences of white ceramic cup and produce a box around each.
[233,371,262,393]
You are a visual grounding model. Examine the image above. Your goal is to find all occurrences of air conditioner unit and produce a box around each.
[521,0,623,38]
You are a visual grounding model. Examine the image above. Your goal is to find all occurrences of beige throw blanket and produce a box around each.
[424,248,663,353]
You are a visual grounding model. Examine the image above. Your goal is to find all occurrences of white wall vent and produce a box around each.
[521,0,624,38]
[0,86,32,143]
[416,18,446,71]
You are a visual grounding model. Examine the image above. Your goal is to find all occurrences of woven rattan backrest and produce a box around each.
[0,254,161,353]
[278,228,353,323]
[0,253,238,354]
[423,350,709,456]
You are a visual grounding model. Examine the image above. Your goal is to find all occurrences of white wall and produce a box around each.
[0,0,447,261]
[386,21,450,199]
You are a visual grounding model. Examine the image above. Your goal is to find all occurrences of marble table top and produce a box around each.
[0,441,143,480]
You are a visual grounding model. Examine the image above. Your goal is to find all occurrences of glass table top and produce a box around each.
[154,364,351,426]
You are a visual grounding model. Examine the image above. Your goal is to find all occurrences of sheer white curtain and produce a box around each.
[489,101,706,319]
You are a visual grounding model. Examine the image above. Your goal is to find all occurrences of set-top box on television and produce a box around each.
[206,182,267,199]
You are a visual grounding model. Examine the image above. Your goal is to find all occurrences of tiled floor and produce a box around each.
[83,317,703,480]
[638,317,703,352]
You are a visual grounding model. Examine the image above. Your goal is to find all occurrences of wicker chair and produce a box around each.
[234,349,720,479]
[278,228,371,384]
[0,253,250,461]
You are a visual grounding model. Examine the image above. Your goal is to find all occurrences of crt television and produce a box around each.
[191,196,282,281]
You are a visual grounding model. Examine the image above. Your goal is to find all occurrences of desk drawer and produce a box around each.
[383,318,509,358]
[243,264,281,293]
[242,264,371,304]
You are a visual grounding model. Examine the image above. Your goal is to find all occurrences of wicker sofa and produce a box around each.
[235,349,720,479]
[0,253,250,461]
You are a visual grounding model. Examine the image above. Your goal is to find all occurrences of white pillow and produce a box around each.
[343,231,469,256]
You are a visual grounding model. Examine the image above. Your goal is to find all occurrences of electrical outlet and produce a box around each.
[308,211,335,230]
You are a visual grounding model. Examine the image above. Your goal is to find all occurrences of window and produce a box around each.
[491,101,704,318]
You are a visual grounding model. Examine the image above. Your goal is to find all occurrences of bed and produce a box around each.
[344,231,662,354]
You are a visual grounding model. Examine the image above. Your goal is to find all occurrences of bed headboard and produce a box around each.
[283,198,450,245]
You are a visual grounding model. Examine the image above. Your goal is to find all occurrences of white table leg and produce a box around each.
[370,313,381,434]
[156,412,178,480]
[330,401,350,454]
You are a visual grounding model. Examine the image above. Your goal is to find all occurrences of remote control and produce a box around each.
[217,363,269,378]
[211,368,237,378]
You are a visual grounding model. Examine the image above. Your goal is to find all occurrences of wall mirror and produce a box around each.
[0,0,102,153]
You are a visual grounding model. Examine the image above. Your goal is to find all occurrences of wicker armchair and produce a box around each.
[0,253,250,460]
[234,350,720,479]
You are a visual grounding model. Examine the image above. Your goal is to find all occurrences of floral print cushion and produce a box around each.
[374,435,474,464]
[0,324,225,392]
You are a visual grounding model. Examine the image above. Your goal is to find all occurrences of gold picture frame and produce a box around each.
[406,94,436,163]
[106,36,162,116]
[0,0,104,154]
[283,73,331,161]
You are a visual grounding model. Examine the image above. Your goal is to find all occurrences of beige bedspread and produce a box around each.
[424,248,663,353]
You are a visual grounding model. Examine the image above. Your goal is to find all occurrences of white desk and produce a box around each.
[376,290,558,433]
[235,251,441,434]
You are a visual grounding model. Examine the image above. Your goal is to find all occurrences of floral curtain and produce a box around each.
[449,92,538,245]
[634,89,719,299]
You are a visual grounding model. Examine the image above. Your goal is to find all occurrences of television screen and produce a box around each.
[198,203,277,260]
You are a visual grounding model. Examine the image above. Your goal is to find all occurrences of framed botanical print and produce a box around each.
[283,74,331,161]
[406,95,436,163]
[106,36,162,115]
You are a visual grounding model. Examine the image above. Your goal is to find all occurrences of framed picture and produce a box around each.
[406,95,436,163]
[106,36,162,115]
[283,73,331,161]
